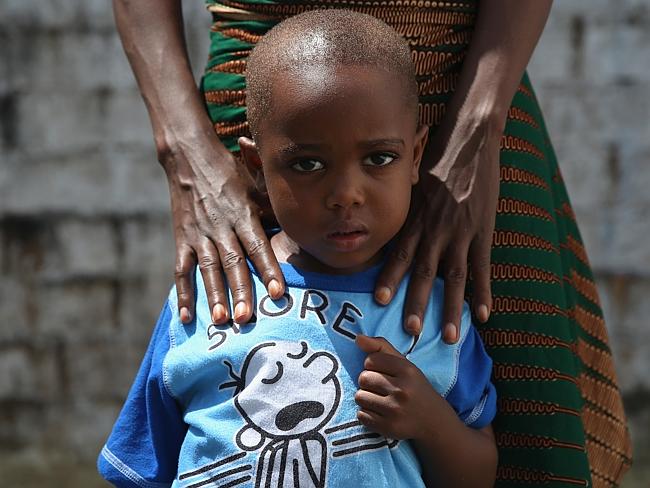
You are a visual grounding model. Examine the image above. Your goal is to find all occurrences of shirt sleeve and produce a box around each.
[97,300,187,487]
[444,312,497,429]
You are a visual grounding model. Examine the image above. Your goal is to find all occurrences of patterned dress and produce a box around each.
[199,1,632,486]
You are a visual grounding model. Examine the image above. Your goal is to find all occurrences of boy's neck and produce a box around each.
[270,231,383,275]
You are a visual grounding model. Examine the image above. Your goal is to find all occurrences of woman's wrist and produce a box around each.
[156,122,237,181]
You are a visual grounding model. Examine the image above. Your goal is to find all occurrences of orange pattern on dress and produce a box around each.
[576,339,614,383]
[493,363,577,384]
[418,72,459,96]
[497,197,554,222]
[496,431,584,451]
[497,398,580,417]
[492,296,565,316]
[578,374,627,424]
[212,24,263,44]
[496,466,587,486]
[399,25,471,47]
[591,471,617,488]
[210,59,247,75]
[517,83,534,99]
[214,121,250,138]
[418,102,447,126]
[582,408,632,488]
[500,135,545,159]
[585,439,631,488]
[212,1,478,27]
[582,408,633,460]
[565,269,601,306]
[480,329,572,350]
[411,49,464,76]
[555,202,577,221]
[568,305,609,344]
[491,262,560,283]
[500,165,549,190]
[492,230,558,253]
[561,235,590,266]
[204,89,247,106]
[507,106,539,129]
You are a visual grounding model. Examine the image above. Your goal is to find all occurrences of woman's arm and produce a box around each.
[375,0,554,342]
[112,0,284,325]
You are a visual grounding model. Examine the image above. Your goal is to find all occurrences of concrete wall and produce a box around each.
[0,1,647,486]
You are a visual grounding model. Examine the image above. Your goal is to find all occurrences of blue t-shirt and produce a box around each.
[98,262,496,487]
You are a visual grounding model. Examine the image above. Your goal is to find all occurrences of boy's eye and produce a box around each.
[363,153,397,167]
[291,159,324,172]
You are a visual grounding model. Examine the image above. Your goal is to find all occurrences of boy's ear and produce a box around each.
[411,125,429,185]
[238,137,266,193]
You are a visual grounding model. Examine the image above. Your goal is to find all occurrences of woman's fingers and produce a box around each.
[196,238,229,324]
[174,245,197,324]
[441,242,470,344]
[236,216,285,300]
[216,235,253,325]
[375,217,422,307]
[402,243,441,336]
[470,232,493,323]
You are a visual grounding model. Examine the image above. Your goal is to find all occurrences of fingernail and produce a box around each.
[180,307,192,323]
[477,304,490,323]
[234,302,248,323]
[405,315,421,335]
[212,303,226,323]
[375,286,392,305]
[444,323,457,343]
[268,279,282,298]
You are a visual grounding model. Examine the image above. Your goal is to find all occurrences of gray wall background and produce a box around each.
[0,1,648,486]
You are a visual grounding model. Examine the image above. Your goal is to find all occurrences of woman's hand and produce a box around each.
[372,0,552,343]
[375,112,501,343]
[165,143,285,325]
[112,0,286,326]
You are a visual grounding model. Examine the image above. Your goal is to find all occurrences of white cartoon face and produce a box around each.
[234,341,341,444]
[183,340,396,488]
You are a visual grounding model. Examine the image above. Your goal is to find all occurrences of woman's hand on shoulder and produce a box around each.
[374,112,501,343]
[164,141,285,326]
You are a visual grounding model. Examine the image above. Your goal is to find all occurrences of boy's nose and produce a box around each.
[324,171,365,210]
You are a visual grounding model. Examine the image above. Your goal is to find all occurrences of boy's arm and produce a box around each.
[98,300,187,487]
[355,334,497,487]
[412,413,497,487]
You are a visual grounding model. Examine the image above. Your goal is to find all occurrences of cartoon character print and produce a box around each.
[227,341,340,488]
[178,340,398,488]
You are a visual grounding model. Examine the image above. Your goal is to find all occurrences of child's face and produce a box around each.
[242,65,428,274]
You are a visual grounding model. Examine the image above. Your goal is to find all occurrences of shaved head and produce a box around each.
[245,9,419,139]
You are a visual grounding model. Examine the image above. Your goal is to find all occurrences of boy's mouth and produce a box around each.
[325,222,369,251]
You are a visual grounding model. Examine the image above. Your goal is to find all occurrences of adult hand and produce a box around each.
[165,144,285,325]
[374,114,501,343]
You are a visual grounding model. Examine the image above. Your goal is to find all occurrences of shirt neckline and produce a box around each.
[248,260,383,293]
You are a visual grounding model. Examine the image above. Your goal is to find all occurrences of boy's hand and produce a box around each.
[354,335,440,441]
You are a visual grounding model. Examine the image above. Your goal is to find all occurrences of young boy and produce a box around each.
[98,10,497,488]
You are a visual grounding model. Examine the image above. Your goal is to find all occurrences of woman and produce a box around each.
[112,0,632,485]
